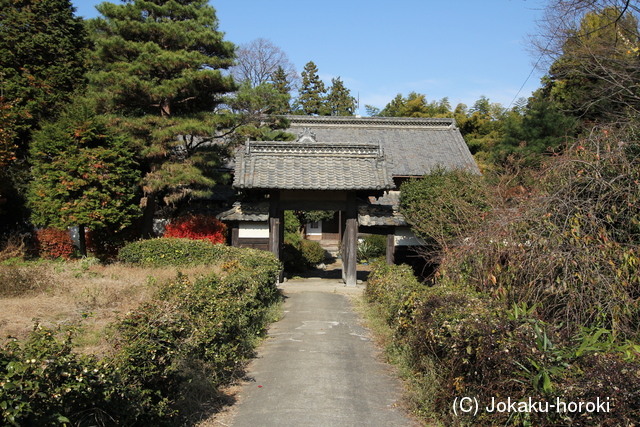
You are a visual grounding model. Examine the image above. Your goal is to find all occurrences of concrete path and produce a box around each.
[228,278,417,427]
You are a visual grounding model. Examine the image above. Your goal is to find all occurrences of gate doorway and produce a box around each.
[230,132,393,285]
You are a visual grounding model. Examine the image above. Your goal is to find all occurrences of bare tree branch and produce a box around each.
[230,38,299,89]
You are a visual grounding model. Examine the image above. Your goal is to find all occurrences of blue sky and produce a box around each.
[72,0,547,114]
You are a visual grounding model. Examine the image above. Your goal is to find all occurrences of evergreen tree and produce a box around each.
[89,0,236,118]
[378,92,453,118]
[0,97,18,227]
[0,0,88,156]
[457,97,505,155]
[27,98,140,256]
[226,81,293,141]
[87,0,238,234]
[295,61,328,115]
[0,97,16,168]
[364,104,381,117]
[495,94,577,165]
[270,66,292,114]
[379,94,405,117]
[326,77,356,116]
[0,0,88,235]
[271,66,292,95]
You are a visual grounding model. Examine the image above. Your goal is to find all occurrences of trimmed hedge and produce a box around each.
[300,239,325,266]
[118,238,228,267]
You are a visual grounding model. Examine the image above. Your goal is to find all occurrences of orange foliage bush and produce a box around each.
[164,214,227,244]
[34,228,74,260]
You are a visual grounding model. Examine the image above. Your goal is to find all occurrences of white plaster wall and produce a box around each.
[394,227,424,246]
[238,222,270,238]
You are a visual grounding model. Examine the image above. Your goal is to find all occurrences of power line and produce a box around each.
[507,49,551,110]
[507,36,554,110]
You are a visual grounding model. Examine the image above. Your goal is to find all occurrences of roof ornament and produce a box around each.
[296,127,317,143]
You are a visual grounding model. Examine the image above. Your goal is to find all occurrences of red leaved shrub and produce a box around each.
[164,214,227,244]
[34,228,74,260]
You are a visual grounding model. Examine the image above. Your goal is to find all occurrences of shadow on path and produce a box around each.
[225,279,418,427]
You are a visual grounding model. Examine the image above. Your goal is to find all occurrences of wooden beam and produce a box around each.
[278,199,348,211]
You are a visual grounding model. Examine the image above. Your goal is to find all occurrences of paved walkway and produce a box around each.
[227,278,417,427]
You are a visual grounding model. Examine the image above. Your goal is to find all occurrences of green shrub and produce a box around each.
[284,210,301,234]
[282,232,325,272]
[107,262,281,416]
[358,234,386,262]
[365,262,640,427]
[0,324,176,426]
[283,233,305,273]
[300,239,325,266]
[400,167,491,251]
[118,238,227,267]
[365,261,428,338]
[1,246,282,425]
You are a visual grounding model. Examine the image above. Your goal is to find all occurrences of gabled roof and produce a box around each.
[283,116,479,176]
[233,134,393,191]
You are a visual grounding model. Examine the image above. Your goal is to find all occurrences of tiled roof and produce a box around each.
[217,201,269,222]
[233,140,393,191]
[284,116,479,176]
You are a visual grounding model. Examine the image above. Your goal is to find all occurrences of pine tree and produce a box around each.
[295,61,328,115]
[87,0,238,235]
[27,98,140,256]
[89,0,236,118]
[326,77,356,116]
[495,94,577,165]
[0,0,88,156]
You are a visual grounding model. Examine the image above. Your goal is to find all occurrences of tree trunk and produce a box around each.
[141,192,158,238]
[78,224,87,257]
[160,98,171,117]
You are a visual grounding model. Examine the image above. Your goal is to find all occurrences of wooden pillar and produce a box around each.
[268,191,284,282]
[231,225,239,247]
[386,233,395,265]
[342,192,358,286]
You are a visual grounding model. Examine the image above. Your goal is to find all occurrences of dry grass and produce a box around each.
[0,259,219,355]
[0,233,27,262]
